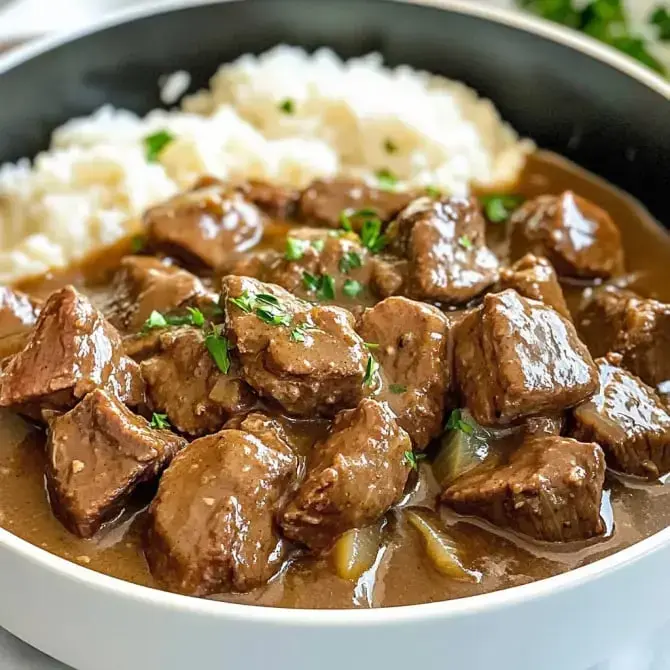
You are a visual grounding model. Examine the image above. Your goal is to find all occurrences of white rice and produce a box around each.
[0,45,533,284]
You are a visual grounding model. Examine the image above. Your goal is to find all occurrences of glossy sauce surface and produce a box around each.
[2,150,670,609]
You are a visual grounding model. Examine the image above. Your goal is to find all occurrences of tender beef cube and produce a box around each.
[455,290,598,426]
[509,191,624,279]
[222,276,367,416]
[578,287,670,391]
[0,287,40,338]
[103,256,213,332]
[358,297,452,449]
[279,399,411,551]
[145,421,298,596]
[499,254,571,320]
[298,178,414,229]
[145,182,264,268]
[0,286,145,414]
[442,436,606,542]
[45,389,185,538]
[238,180,299,220]
[383,196,499,304]
[141,327,255,436]
[572,353,670,478]
[522,414,565,437]
[371,257,407,298]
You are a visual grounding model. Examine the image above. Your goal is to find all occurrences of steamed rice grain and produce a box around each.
[0,45,533,284]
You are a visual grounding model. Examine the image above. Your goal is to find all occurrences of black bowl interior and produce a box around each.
[0,0,668,225]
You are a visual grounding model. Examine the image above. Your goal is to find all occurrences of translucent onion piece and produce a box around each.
[332,521,384,581]
[406,509,480,582]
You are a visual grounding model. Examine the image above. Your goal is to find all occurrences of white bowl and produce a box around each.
[1,2,669,669]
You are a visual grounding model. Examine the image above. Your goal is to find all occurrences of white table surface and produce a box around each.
[1,1,669,668]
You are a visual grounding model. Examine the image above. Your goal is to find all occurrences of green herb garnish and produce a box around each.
[318,273,336,301]
[425,186,442,198]
[390,384,407,394]
[255,293,281,307]
[143,310,168,331]
[302,271,320,293]
[229,291,254,313]
[256,307,291,326]
[311,239,325,252]
[458,235,473,250]
[384,138,398,154]
[130,235,145,253]
[480,194,524,223]
[445,409,475,435]
[285,237,310,261]
[376,168,398,190]
[364,355,379,387]
[360,217,387,253]
[364,341,379,350]
[403,450,427,470]
[343,280,363,298]
[651,6,670,40]
[339,250,363,274]
[150,413,171,430]
[205,331,231,374]
[144,130,175,162]
[279,98,295,114]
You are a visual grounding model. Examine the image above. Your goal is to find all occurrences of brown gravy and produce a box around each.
[2,150,670,609]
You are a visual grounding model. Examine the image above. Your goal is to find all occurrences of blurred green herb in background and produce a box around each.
[517,0,669,76]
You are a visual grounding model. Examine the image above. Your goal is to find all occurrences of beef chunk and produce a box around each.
[358,296,452,449]
[442,436,606,542]
[141,327,255,436]
[45,389,185,538]
[222,276,368,416]
[103,256,212,332]
[454,290,598,425]
[499,254,571,319]
[238,180,299,220]
[145,182,264,268]
[298,178,414,229]
[0,286,145,414]
[279,399,411,551]
[145,420,298,596]
[578,287,670,391]
[382,196,499,304]
[0,287,40,338]
[572,353,670,478]
[509,191,624,279]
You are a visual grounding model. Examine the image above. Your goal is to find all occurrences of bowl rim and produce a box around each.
[1,0,670,626]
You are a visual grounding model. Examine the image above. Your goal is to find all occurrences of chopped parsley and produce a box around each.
[360,217,388,253]
[403,450,427,470]
[339,208,379,234]
[339,211,354,232]
[384,138,398,154]
[229,291,254,313]
[445,409,475,435]
[651,6,670,40]
[130,235,145,253]
[144,130,175,162]
[290,322,316,343]
[311,239,325,252]
[205,331,231,374]
[256,307,291,326]
[343,279,363,298]
[376,168,397,190]
[390,383,407,394]
[186,307,206,327]
[255,293,281,307]
[285,237,310,261]
[302,271,335,301]
[480,194,524,223]
[458,235,473,250]
[279,98,295,114]
[425,186,442,198]
[143,310,168,331]
[339,250,363,274]
[364,341,379,350]
[150,413,171,430]
[364,355,379,387]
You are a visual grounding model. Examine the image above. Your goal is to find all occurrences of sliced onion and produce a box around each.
[332,521,384,581]
[405,509,480,582]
